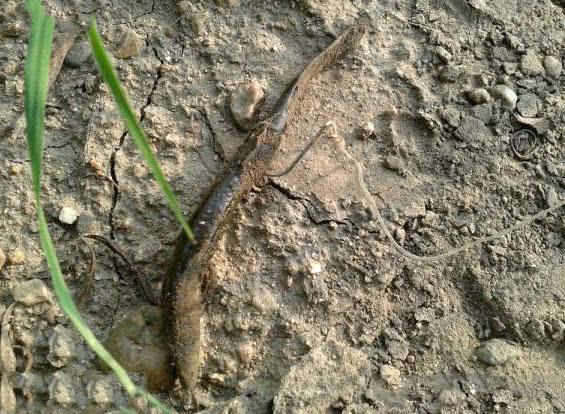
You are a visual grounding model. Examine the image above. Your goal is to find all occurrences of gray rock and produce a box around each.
[114,29,143,59]
[190,14,206,36]
[455,116,491,142]
[543,55,562,78]
[475,339,521,366]
[520,50,545,76]
[64,41,91,68]
[440,106,462,127]
[516,93,541,117]
[435,46,452,63]
[383,155,405,174]
[490,84,517,109]
[468,88,490,104]
[13,279,52,306]
[438,66,459,82]
[470,103,494,125]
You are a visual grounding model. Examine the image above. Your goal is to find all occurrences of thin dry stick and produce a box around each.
[323,121,565,262]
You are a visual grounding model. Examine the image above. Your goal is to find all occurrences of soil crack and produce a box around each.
[268,180,349,226]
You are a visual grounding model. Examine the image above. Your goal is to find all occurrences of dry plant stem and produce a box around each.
[326,122,565,262]
[163,25,367,393]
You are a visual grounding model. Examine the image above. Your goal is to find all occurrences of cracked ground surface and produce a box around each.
[0,0,564,413]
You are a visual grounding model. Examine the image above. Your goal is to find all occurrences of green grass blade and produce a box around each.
[87,20,195,242]
[24,1,173,413]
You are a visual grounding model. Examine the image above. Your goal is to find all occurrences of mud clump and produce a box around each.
[103,306,174,392]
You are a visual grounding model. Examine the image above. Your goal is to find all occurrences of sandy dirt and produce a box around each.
[0,0,564,413]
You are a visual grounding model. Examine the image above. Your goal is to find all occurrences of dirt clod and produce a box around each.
[229,79,265,130]
[13,279,51,306]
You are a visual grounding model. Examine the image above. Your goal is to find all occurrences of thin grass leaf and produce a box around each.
[87,20,194,242]
[23,1,173,413]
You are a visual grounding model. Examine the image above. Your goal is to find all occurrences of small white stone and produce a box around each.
[58,206,78,225]
[308,260,323,275]
[13,279,52,306]
[543,55,562,78]
[490,85,517,110]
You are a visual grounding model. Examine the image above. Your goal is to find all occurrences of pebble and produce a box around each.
[520,50,545,76]
[48,371,75,407]
[190,14,206,36]
[7,249,25,266]
[86,377,114,406]
[229,79,265,130]
[468,88,490,104]
[87,158,103,173]
[490,84,517,109]
[0,247,5,272]
[492,388,514,405]
[307,259,323,275]
[414,307,435,323]
[435,46,452,63]
[543,55,562,78]
[176,0,191,14]
[380,364,401,388]
[475,339,521,366]
[383,155,405,174]
[516,93,541,118]
[58,206,78,225]
[356,121,374,140]
[455,116,491,142]
[114,29,143,59]
[13,279,52,306]
[64,41,91,68]
[47,325,75,368]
